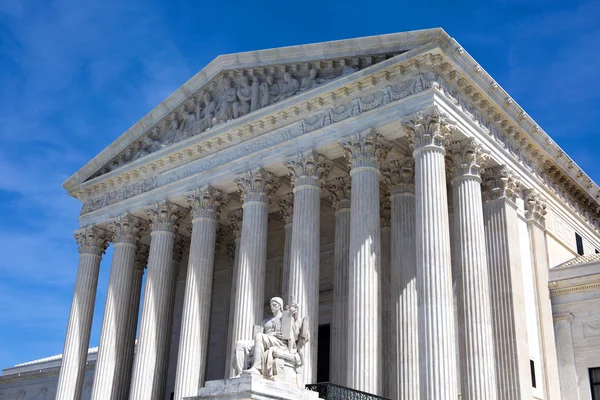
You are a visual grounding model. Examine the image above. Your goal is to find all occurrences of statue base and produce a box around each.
[187,372,319,400]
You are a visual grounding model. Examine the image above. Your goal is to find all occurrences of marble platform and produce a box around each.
[187,373,320,400]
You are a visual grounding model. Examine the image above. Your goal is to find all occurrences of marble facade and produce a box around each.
[3,28,600,400]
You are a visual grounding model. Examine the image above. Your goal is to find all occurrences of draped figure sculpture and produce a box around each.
[233,296,309,386]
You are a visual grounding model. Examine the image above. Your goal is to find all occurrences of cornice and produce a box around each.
[550,282,600,297]
[68,34,600,235]
[432,37,600,230]
[73,50,441,202]
[77,57,441,216]
[63,29,445,192]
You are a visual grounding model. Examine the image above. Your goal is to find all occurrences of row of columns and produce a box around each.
[56,108,558,400]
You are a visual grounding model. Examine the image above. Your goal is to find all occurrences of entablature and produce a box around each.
[68,31,600,240]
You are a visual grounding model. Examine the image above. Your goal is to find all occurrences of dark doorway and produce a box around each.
[316,324,330,383]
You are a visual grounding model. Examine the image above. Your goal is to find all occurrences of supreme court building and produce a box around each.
[2,29,600,400]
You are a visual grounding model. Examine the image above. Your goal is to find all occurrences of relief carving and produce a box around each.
[80,72,437,215]
[583,319,600,337]
[93,60,380,178]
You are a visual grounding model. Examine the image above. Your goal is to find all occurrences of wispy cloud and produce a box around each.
[0,0,190,367]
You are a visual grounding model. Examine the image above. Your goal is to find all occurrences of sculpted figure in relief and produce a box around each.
[200,92,217,130]
[250,77,260,112]
[233,296,308,381]
[163,115,181,145]
[234,76,252,118]
[260,75,279,107]
[215,78,237,123]
[275,72,299,101]
[300,68,318,92]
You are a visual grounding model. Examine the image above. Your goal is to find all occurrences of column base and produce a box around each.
[189,373,319,400]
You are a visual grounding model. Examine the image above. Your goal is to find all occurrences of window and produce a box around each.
[591,368,600,400]
[595,249,599,254]
[576,233,584,256]
[530,360,537,388]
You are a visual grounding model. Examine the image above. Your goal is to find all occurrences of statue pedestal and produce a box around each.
[188,372,320,400]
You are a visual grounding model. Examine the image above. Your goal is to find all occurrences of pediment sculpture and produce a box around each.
[232,296,309,388]
[91,58,386,179]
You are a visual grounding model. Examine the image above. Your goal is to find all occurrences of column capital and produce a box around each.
[448,137,489,181]
[381,198,391,228]
[524,188,547,226]
[74,225,110,255]
[403,107,454,152]
[134,244,150,270]
[146,201,187,233]
[278,193,294,226]
[327,176,351,211]
[482,165,520,204]
[186,186,228,221]
[382,157,415,195]
[228,209,243,240]
[341,129,389,170]
[284,150,331,188]
[110,214,145,245]
[234,168,280,204]
[553,313,574,324]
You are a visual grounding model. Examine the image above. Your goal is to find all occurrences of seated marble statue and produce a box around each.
[233,296,308,382]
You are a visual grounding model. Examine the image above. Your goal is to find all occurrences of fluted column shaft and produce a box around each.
[525,190,562,399]
[285,151,329,384]
[450,138,497,400]
[383,157,418,400]
[130,202,184,400]
[328,177,351,386]
[482,166,531,400]
[56,226,108,400]
[379,203,391,399]
[224,211,242,379]
[174,187,224,399]
[392,191,418,399]
[279,195,294,304]
[404,110,457,400]
[230,169,278,376]
[92,216,141,400]
[342,131,388,395]
[120,246,147,400]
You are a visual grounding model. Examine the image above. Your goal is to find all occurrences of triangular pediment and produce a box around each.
[63,28,448,191]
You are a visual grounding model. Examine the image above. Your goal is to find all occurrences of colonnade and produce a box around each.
[56,108,546,400]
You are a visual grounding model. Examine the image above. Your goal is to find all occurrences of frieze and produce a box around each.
[80,72,437,215]
[436,80,600,231]
[90,57,396,179]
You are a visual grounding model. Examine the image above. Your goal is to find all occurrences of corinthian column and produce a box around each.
[448,138,497,400]
[278,194,294,304]
[525,189,562,399]
[92,215,143,400]
[224,209,242,378]
[120,244,148,400]
[482,166,531,400]
[174,187,227,399]
[56,226,109,400]
[285,150,330,384]
[230,169,280,376]
[341,130,388,395]
[382,158,418,400]
[403,109,457,399]
[327,177,351,387]
[130,201,185,400]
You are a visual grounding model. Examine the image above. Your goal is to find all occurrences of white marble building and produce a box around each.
[2,28,600,399]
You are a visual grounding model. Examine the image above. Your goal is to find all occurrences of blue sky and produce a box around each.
[1,0,599,368]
